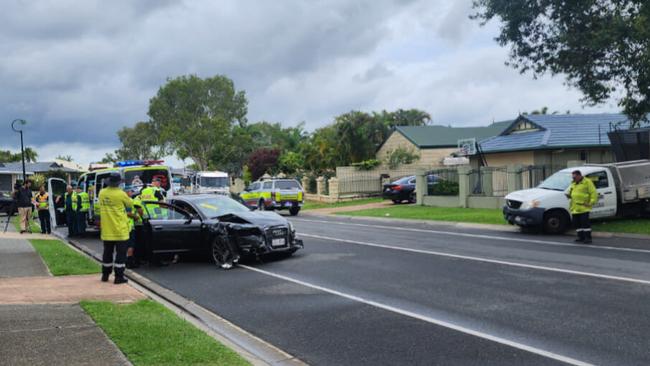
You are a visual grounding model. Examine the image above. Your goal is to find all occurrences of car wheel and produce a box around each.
[289,207,300,216]
[408,192,416,203]
[543,211,568,234]
[257,200,265,211]
[211,236,236,270]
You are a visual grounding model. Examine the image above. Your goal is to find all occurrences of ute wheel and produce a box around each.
[543,211,568,234]
[257,200,266,211]
[289,207,300,216]
[211,237,237,270]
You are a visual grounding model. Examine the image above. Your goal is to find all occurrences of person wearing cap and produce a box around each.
[566,169,598,244]
[98,172,133,284]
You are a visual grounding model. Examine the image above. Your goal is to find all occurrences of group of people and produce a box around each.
[12,180,56,235]
[56,184,90,237]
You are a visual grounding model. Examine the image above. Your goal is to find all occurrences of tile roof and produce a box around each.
[479,114,630,153]
[393,120,511,149]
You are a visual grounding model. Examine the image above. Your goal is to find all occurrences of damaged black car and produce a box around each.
[137,194,303,269]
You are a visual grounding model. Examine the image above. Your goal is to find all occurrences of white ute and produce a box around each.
[503,160,650,234]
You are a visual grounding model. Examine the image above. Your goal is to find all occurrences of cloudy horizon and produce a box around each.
[1,0,620,166]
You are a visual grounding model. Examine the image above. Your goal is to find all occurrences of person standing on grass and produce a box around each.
[33,185,51,234]
[13,180,33,234]
[98,172,133,284]
[566,170,598,244]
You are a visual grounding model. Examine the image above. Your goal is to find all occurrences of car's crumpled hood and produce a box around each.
[218,211,288,227]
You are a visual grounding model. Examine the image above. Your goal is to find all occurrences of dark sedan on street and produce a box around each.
[382,175,438,203]
[138,194,303,269]
[0,192,16,215]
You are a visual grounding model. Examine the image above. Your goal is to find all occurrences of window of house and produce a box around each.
[579,150,588,161]
[510,121,540,133]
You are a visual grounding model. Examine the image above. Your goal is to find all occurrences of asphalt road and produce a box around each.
[69,214,650,366]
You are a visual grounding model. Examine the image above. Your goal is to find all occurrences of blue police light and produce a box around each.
[115,160,144,167]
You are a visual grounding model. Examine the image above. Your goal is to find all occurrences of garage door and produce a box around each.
[0,174,12,191]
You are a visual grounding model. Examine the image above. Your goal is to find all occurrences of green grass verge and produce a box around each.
[81,300,250,366]
[303,197,383,210]
[12,215,41,233]
[339,205,506,225]
[29,239,100,276]
[591,218,650,235]
[340,205,650,235]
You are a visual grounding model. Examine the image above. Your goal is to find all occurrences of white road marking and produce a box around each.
[299,233,650,286]
[292,218,650,254]
[240,264,594,366]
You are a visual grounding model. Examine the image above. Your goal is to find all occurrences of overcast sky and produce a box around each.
[1,0,619,166]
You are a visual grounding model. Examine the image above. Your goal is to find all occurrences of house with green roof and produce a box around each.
[376,121,511,165]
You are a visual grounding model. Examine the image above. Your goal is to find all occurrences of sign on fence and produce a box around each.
[457,138,477,156]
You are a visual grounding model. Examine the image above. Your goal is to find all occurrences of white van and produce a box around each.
[190,171,230,195]
[503,160,650,233]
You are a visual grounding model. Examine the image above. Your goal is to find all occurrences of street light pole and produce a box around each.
[11,119,27,183]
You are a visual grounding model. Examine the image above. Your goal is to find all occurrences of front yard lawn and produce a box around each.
[340,205,506,225]
[340,205,650,235]
[82,300,250,366]
[303,197,383,210]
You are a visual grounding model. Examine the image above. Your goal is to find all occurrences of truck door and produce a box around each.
[47,178,68,227]
[586,170,617,218]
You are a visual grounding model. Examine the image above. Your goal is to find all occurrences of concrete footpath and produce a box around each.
[0,220,145,366]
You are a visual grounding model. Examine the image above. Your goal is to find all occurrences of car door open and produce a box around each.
[143,202,201,254]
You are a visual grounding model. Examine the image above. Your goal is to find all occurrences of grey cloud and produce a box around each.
[0,0,617,159]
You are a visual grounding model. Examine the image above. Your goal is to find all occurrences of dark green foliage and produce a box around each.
[352,159,382,171]
[428,180,460,196]
[473,0,650,127]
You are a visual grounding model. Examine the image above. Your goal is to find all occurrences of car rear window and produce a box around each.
[275,180,301,190]
[393,176,414,185]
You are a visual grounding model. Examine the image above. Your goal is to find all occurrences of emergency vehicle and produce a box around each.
[47,160,174,229]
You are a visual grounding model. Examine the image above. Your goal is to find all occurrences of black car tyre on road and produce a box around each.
[543,210,568,234]
[211,236,236,269]
[289,206,300,216]
[408,191,416,203]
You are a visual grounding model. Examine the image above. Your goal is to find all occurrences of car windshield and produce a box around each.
[200,176,228,188]
[538,171,572,191]
[193,196,250,218]
[124,169,170,191]
[275,180,300,190]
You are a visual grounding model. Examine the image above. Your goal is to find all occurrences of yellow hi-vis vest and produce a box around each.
[36,192,49,210]
[568,177,598,215]
[78,192,90,212]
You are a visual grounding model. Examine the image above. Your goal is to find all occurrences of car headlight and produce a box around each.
[521,200,541,209]
[288,221,295,233]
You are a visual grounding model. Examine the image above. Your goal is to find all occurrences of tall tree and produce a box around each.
[148,75,248,170]
[0,148,38,163]
[115,121,167,160]
[472,0,650,127]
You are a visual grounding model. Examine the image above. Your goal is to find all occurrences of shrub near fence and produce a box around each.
[426,168,459,196]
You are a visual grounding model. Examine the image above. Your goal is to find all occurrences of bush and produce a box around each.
[384,147,420,169]
[352,159,381,171]
[428,180,459,196]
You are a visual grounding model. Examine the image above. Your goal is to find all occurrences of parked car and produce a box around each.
[239,178,304,216]
[383,175,438,204]
[0,191,16,215]
[504,160,650,234]
[138,194,303,269]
